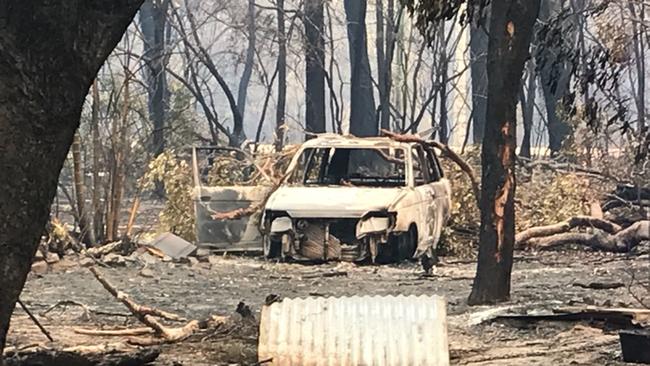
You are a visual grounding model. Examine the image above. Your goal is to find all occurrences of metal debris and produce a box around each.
[149,232,197,259]
[258,295,449,366]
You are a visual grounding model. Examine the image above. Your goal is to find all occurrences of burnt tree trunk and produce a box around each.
[72,131,96,247]
[305,0,326,137]
[140,0,169,158]
[0,1,143,354]
[470,3,489,144]
[537,0,572,155]
[376,0,396,132]
[90,80,105,243]
[468,0,540,305]
[237,0,256,119]
[275,0,287,150]
[345,0,377,137]
[438,21,449,144]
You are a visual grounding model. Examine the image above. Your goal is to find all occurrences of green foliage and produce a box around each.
[437,147,480,258]
[141,151,195,241]
[206,152,256,187]
[436,145,614,258]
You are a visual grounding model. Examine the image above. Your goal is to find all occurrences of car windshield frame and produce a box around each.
[287,146,409,188]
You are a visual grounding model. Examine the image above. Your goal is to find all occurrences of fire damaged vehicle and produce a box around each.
[261,135,451,264]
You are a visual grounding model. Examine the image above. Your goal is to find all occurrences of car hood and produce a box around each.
[265,186,407,218]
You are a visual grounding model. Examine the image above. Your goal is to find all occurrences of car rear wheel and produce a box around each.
[263,235,282,259]
[396,226,418,262]
[378,226,417,263]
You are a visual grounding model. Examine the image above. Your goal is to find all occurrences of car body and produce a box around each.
[261,134,451,263]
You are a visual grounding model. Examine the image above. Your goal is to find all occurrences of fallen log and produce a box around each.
[522,220,650,252]
[612,184,650,202]
[515,216,622,246]
[3,347,159,366]
[573,282,625,290]
[89,267,227,345]
[602,199,650,212]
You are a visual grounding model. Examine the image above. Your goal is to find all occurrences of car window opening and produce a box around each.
[290,147,407,187]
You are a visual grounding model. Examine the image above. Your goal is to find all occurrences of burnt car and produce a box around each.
[261,134,451,264]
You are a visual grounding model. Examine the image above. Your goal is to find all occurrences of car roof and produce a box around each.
[301,134,414,149]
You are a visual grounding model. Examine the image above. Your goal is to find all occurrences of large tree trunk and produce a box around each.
[345,0,377,137]
[140,0,169,158]
[275,0,287,150]
[0,0,143,355]
[375,0,396,131]
[237,0,256,120]
[468,0,540,305]
[305,0,326,137]
[470,4,489,144]
[537,0,572,155]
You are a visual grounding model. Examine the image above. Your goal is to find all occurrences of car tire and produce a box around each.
[264,235,282,259]
[397,226,418,262]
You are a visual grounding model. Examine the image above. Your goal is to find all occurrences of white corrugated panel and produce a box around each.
[258,295,449,366]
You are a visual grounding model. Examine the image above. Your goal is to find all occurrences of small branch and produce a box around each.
[40,300,130,319]
[89,267,186,322]
[74,327,154,336]
[88,267,228,345]
[381,129,480,206]
[18,299,53,342]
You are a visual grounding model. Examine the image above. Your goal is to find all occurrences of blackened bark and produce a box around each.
[0,1,143,354]
[275,0,287,150]
[468,0,540,305]
[237,0,256,119]
[305,0,326,137]
[345,0,377,137]
[376,0,387,130]
[376,0,395,131]
[140,0,169,157]
[537,1,571,155]
[470,4,489,143]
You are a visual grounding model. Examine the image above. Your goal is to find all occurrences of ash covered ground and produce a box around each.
[7,250,649,365]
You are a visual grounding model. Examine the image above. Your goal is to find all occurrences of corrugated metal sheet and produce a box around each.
[258,295,449,366]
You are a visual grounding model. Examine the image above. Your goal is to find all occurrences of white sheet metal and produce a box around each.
[258,295,449,366]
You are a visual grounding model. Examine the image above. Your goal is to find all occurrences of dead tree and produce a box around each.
[72,131,96,247]
[0,0,143,355]
[470,3,489,143]
[345,0,377,137]
[237,0,257,120]
[139,0,170,158]
[305,0,326,137]
[468,0,541,305]
[275,0,287,150]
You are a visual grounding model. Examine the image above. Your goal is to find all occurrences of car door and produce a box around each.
[411,145,437,251]
[423,147,451,240]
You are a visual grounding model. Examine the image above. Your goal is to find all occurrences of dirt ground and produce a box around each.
[6,249,650,365]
